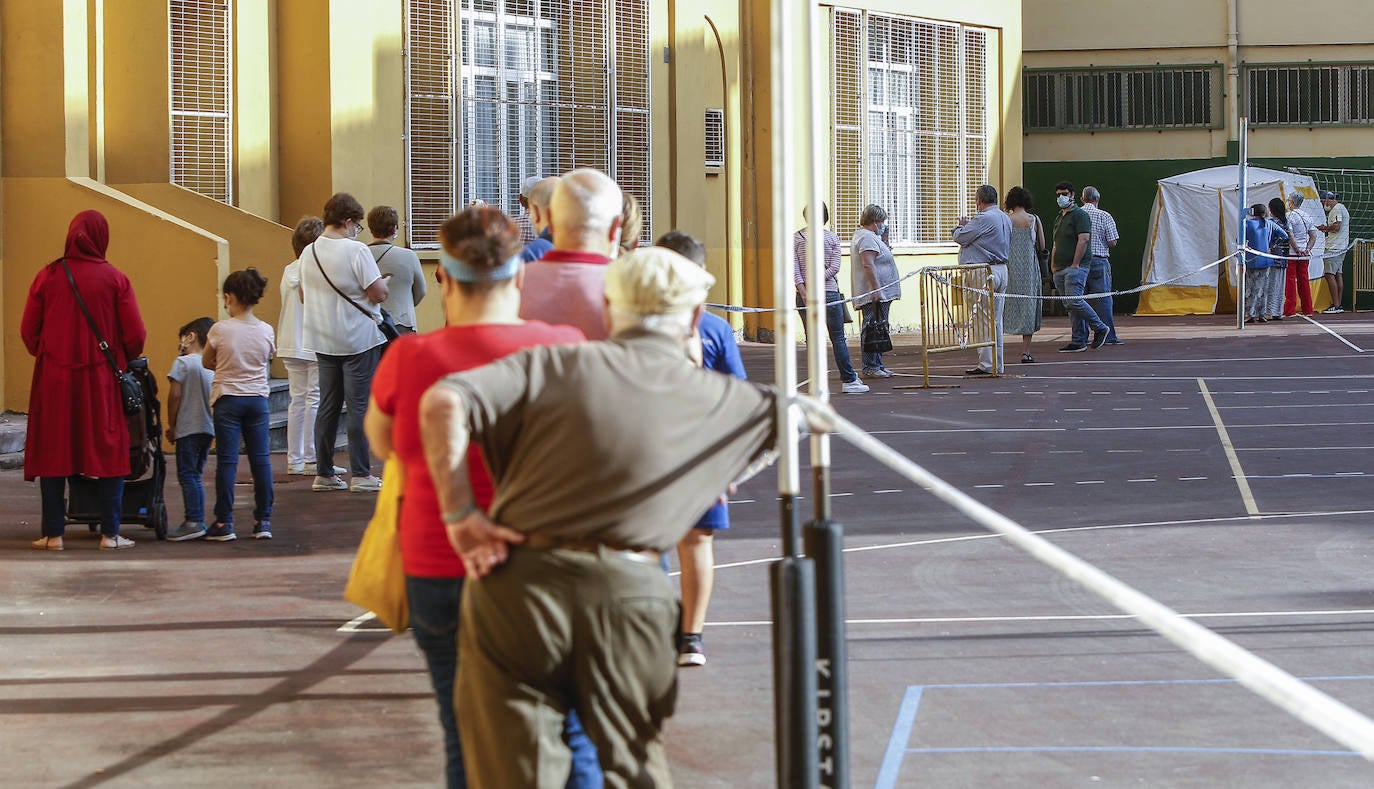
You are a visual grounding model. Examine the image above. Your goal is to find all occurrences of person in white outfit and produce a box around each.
[278,217,340,476]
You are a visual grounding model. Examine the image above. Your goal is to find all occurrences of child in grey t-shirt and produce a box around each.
[166,317,216,541]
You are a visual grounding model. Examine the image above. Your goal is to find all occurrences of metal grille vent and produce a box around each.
[169,0,233,203]
[705,108,724,169]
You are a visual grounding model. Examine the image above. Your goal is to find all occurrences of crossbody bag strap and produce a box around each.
[311,245,378,322]
[60,258,123,379]
[369,243,394,265]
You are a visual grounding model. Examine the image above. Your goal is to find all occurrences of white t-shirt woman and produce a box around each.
[300,235,386,357]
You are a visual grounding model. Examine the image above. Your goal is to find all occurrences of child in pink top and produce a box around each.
[202,268,277,541]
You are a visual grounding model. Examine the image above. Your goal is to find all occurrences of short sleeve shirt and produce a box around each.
[276,259,314,361]
[1288,210,1313,255]
[1084,204,1120,259]
[440,329,777,552]
[1326,203,1350,253]
[850,228,902,306]
[370,243,427,330]
[1052,206,1093,270]
[371,321,585,578]
[696,311,748,530]
[206,316,276,404]
[300,235,386,356]
[168,353,214,438]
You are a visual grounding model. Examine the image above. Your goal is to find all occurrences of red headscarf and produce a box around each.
[63,210,110,264]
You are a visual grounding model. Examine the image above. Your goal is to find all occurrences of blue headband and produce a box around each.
[440,250,522,282]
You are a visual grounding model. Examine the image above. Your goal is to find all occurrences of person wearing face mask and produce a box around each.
[1050,181,1109,352]
[299,192,391,493]
[518,168,625,340]
[851,204,903,377]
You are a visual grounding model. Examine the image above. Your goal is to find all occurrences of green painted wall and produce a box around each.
[1024,154,1374,313]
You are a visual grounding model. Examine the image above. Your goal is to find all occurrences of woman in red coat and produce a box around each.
[22,210,147,551]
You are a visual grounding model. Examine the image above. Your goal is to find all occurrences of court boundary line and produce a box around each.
[1197,378,1260,516]
[1301,315,1366,353]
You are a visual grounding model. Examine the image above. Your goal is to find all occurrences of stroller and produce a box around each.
[67,358,169,539]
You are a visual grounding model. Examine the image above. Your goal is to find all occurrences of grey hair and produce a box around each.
[1288,192,1305,207]
[859,204,887,226]
[1082,186,1101,203]
[975,184,998,206]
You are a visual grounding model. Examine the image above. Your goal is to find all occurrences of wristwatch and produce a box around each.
[441,502,480,524]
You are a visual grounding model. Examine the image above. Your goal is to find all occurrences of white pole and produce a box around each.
[804,2,830,501]
[1237,116,1249,330]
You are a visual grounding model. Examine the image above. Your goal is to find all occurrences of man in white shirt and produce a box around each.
[1081,187,1122,344]
[1317,190,1349,313]
[300,192,389,492]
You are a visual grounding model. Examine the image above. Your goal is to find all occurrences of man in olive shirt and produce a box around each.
[420,247,779,788]
[1051,181,1109,352]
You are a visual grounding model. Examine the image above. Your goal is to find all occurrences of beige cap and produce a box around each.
[605,247,716,315]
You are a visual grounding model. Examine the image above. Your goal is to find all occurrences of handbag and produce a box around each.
[311,246,400,343]
[860,312,893,354]
[60,258,145,416]
[344,458,408,633]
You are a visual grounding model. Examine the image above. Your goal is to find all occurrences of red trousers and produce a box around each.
[1284,260,1314,316]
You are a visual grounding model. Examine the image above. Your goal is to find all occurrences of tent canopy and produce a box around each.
[1137,165,1327,315]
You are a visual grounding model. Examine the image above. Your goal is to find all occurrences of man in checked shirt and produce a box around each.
[1081,186,1123,345]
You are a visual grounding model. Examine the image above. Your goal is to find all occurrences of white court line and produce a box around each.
[337,611,379,632]
[702,508,1374,572]
[706,609,1374,628]
[1198,378,1259,517]
[1302,315,1366,353]
[1238,446,1374,451]
[1079,421,1374,432]
[1217,403,1374,410]
[1128,478,1157,483]
[873,489,902,494]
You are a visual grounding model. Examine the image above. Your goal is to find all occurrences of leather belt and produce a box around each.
[523,533,662,566]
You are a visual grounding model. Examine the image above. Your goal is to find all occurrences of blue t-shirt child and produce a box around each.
[695,310,747,530]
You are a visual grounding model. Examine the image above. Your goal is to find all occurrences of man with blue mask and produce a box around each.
[1050,181,1109,352]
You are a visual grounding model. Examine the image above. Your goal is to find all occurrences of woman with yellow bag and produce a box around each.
[363,206,584,788]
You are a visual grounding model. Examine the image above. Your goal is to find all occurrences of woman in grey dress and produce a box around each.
[1002,186,1044,363]
[851,204,902,377]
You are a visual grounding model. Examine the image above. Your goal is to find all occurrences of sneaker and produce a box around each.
[169,521,207,541]
[294,465,347,476]
[287,464,305,475]
[1021,353,1035,364]
[1058,343,1087,353]
[205,523,237,542]
[841,380,870,394]
[1090,329,1108,349]
[350,475,384,492]
[98,535,135,550]
[253,521,272,540]
[1105,338,1126,345]
[964,368,994,376]
[1321,306,1340,314]
[678,633,707,667]
[862,368,893,379]
[313,475,348,492]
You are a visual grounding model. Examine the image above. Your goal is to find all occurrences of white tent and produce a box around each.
[1137,165,1328,315]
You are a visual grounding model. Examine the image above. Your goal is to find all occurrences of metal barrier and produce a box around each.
[906,264,997,387]
[1354,240,1374,312]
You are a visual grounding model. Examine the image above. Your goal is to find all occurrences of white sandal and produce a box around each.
[98,535,135,550]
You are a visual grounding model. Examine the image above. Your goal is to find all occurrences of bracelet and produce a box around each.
[441,502,480,524]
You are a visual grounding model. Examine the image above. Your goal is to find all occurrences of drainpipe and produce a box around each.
[1227,0,1239,151]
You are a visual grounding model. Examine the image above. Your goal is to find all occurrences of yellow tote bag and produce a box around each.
[344,458,408,633]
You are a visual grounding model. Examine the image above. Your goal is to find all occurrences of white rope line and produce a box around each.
[793,397,1374,761]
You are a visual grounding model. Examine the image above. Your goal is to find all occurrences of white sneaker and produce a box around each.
[312,475,348,492]
[294,464,347,476]
[841,380,870,394]
[350,475,383,492]
[99,535,135,550]
[1322,306,1340,314]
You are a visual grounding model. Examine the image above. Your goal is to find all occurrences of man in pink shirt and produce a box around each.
[518,168,624,339]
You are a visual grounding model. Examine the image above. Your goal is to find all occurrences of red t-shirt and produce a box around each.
[371,321,585,577]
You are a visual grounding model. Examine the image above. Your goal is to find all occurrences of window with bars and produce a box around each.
[831,9,992,246]
[1023,65,1218,132]
[1246,63,1374,126]
[405,0,652,249]
[169,0,233,203]
[704,108,724,170]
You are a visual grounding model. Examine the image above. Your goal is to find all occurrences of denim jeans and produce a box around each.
[796,292,858,383]
[1072,257,1116,344]
[175,433,213,522]
[213,395,274,524]
[407,576,467,789]
[40,476,123,537]
[407,575,602,789]
[1053,266,1107,339]
[859,299,892,371]
[316,346,382,478]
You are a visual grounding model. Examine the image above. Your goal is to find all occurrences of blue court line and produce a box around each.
[874,676,1374,789]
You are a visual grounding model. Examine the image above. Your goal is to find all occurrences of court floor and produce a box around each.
[4,313,1374,787]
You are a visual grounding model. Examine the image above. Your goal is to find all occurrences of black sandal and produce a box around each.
[1021,353,1035,364]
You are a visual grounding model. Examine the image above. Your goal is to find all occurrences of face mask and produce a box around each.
[1056,195,1073,209]
[876,223,887,236]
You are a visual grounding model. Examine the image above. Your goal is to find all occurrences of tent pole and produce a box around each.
[1236,116,1249,330]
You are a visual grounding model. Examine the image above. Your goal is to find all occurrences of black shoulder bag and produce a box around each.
[60,258,145,415]
[311,246,400,343]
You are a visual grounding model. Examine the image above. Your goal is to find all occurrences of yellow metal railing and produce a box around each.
[1353,240,1374,312]
[908,264,997,387]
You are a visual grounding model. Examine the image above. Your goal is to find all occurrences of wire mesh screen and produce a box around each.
[406,1,650,248]
[1247,64,1370,126]
[833,9,992,246]
[169,0,233,203]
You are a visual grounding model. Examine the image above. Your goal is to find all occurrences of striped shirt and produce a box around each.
[793,229,843,291]
[1083,203,1119,259]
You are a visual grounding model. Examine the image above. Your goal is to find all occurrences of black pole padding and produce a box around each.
[804,518,850,789]
[771,555,820,789]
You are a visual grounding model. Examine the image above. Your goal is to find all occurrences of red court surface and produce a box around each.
[5,313,1374,787]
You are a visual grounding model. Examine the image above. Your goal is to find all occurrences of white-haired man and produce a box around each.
[520,175,560,263]
[518,168,623,339]
[421,247,780,786]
